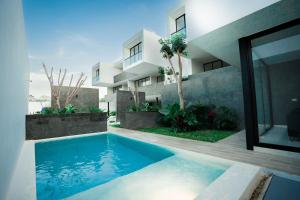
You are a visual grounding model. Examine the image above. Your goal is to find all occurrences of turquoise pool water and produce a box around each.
[35,133,174,200]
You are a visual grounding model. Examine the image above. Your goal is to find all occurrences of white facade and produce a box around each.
[185,0,280,42]
[0,0,30,198]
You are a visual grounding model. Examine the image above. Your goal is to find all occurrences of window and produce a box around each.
[113,85,122,93]
[135,77,151,87]
[203,60,224,72]
[130,42,142,57]
[176,14,186,32]
[96,68,99,77]
[239,19,300,152]
[157,76,165,83]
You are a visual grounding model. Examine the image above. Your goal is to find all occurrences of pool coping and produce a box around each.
[8,131,263,200]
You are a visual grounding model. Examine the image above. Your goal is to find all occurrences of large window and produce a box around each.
[96,68,99,77]
[176,14,186,32]
[135,77,151,87]
[130,42,142,57]
[239,19,300,152]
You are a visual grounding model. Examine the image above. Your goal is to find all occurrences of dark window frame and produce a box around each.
[130,42,142,57]
[135,76,151,87]
[113,85,122,93]
[203,60,224,72]
[175,14,186,32]
[239,18,300,153]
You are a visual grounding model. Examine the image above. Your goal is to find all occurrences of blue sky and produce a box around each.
[23,0,179,74]
[23,0,180,99]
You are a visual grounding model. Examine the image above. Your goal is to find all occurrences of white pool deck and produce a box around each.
[6,128,300,200]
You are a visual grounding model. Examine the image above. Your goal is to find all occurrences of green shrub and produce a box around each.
[186,102,216,129]
[159,103,238,132]
[128,102,161,112]
[159,103,197,132]
[41,107,56,115]
[214,106,238,130]
[109,111,116,116]
[89,106,104,113]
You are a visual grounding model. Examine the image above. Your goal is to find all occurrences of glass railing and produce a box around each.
[124,51,142,69]
[92,76,99,84]
[171,27,186,38]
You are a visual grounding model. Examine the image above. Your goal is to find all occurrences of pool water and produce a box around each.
[35,134,174,200]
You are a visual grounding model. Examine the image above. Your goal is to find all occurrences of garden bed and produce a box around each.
[138,127,235,142]
[26,112,107,140]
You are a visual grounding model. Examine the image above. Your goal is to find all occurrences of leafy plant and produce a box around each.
[41,107,56,115]
[158,66,165,76]
[159,34,187,110]
[159,103,197,132]
[89,106,104,113]
[109,111,116,116]
[64,104,76,113]
[214,106,238,130]
[128,102,161,112]
[186,102,216,129]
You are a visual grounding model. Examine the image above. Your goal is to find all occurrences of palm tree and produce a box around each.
[159,34,187,110]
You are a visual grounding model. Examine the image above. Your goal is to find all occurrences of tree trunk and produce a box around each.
[177,51,185,110]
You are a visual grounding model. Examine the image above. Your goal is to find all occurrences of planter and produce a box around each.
[26,112,107,140]
[121,111,160,130]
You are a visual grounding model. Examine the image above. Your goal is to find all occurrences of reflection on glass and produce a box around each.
[251,24,300,148]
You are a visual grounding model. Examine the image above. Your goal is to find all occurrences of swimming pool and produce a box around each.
[35,133,229,200]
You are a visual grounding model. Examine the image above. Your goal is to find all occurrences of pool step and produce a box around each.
[195,164,263,200]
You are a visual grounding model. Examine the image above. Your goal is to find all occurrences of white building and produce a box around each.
[92,29,171,111]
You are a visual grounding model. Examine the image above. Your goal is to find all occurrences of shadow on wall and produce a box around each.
[161,66,245,129]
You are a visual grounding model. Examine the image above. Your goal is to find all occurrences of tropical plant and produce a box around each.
[214,106,238,130]
[89,106,104,113]
[159,33,187,110]
[186,102,216,129]
[159,103,197,132]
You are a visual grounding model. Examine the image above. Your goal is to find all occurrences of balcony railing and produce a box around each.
[124,51,142,69]
[92,76,99,84]
[171,27,186,38]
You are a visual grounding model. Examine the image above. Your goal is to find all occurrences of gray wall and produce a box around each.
[0,0,29,198]
[269,59,300,125]
[26,113,107,140]
[116,90,145,122]
[52,86,99,110]
[162,66,244,128]
[137,76,164,101]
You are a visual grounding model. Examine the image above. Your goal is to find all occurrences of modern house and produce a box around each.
[92,0,300,154]
[179,0,300,153]
[92,29,192,111]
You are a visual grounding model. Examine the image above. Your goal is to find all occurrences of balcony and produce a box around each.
[124,51,142,69]
[113,71,136,83]
[171,27,186,38]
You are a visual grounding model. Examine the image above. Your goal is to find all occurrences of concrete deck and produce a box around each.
[108,127,300,175]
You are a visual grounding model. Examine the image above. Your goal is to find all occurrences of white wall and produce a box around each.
[0,0,30,198]
[186,0,280,41]
[143,30,165,67]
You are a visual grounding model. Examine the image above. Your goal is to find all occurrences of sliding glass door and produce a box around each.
[240,19,300,152]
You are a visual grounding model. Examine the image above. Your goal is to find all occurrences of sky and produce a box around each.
[23,0,180,99]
